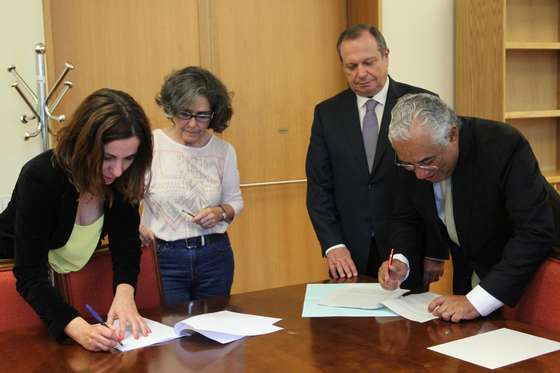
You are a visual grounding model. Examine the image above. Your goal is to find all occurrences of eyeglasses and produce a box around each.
[394,153,439,171]
[175,111,213,123]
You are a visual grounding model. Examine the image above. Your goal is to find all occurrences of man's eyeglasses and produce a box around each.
[394,153,439,171]
[175,111,213,123]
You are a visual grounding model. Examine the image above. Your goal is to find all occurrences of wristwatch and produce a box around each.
[219,205,227,221]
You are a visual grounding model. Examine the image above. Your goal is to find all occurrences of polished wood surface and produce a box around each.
[3,279,560,372]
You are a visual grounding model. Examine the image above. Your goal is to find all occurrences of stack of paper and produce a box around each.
[318,284,409,309]
[302,283,401,317]
[174,310,282,344]
[115,310,283,352]
[302,283,442,323]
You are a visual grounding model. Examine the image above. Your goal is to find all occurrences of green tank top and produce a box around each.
[48,215,104,274]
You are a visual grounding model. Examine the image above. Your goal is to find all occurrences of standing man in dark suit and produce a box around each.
[306,24,439,282]
[379,93,560,321]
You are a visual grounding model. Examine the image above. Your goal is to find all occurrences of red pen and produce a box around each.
[388,248,395,267]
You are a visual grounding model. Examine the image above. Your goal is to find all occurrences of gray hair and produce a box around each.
[388,93,460,146]
[156,66,232,133]
[336,24,387,61]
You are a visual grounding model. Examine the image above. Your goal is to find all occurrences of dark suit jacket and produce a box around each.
[390,117,560,306]
[0,150,142,340]
[306,77,433,278]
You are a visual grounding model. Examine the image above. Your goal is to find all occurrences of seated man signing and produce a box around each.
[379,93,560,322]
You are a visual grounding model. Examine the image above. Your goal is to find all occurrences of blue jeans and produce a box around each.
[156,233,234,304]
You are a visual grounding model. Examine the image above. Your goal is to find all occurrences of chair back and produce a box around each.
[502,249,560,332]
[54,248,114,316]
[54,245,162,318]
[135,244,163,310]
[0,260,43,331]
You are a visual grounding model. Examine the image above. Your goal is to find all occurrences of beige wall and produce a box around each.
[0,1,44,197]
[382,0,455,295]
[383,0,455,106]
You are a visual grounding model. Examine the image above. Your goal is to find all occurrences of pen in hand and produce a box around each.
[181,209,195,217]
[85,304,124,346]
[388,248,395,267]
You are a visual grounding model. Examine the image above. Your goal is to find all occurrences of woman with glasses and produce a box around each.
[140,66,243,304]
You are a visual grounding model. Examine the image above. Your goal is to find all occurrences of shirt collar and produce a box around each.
[355,77,390,108]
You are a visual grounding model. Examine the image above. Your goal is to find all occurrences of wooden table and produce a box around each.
[2,279,560,372]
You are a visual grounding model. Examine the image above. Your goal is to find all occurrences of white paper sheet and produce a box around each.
[174,310,282,344]
[115,318,181,352]
[318,283,409,309]
[428,328,560,369]
[381,292,440,322]
[114,311,283,351]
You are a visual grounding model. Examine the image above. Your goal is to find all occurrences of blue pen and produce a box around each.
[85,304,124,346]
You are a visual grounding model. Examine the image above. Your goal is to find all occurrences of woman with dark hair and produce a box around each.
[140,66,243,304]
[0,88,153,351]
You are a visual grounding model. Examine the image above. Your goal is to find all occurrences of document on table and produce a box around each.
[428,328,560,369]
[302,283,399,317]
[381,292,440,323]
[115,318,179,352]
[174,310,282,344]
[115,310,283,352]
[318,283,409,309]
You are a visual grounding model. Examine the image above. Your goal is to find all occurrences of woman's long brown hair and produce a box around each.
[53,88,153,205]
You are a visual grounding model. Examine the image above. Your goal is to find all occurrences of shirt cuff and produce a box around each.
[392,253,410,283]
[466,285,504,317]
[325,244,346,256]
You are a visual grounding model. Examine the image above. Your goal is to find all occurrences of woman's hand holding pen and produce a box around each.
[191,207,225,228]
[106,284,151,341]
[64,316,122,351]
[378,253,408,290]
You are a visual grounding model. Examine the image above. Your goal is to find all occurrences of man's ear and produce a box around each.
[448,125,458,143]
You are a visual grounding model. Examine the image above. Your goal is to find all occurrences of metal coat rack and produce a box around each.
[8,43,74,151]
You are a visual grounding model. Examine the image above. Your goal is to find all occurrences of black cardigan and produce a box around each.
[0,150,141,340]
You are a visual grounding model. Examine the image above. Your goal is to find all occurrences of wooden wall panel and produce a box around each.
[229,184,326,293]
[347,0,381,29]
[429,260,453,295]
[455,0,505,121]
[44,0,348,294]
[201,0,346,293]
[43,0,200,131]
[203,0,347,182]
